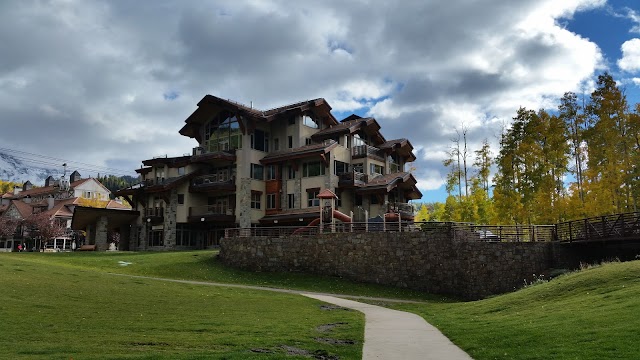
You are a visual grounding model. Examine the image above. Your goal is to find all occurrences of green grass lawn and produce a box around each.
[3,251,639,359]
[6,250,440,301]
[0,255,364,359]
[381,260,640,360]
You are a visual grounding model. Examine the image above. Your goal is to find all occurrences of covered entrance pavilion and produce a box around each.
[71,206,140,251]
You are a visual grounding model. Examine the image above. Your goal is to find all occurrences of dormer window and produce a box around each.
[303,115,318,129]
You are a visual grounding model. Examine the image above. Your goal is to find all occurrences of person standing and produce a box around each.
[17,244,22,252]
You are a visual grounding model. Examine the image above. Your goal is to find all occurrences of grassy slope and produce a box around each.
[0,255,364,359]
[4,252,639,359]
[7,250,441,301]
[385,260,640,360]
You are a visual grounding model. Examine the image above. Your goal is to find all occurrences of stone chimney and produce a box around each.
[23,181,33,191]
[47,195,55,210]
[13,185,22,196]
[23,195,32,204]
[45,176,54,187]
[70,170,81,183]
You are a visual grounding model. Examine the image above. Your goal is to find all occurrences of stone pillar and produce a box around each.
[164,189,178,250]
[139,222,148,250]
[294,178,302,208]
[95,216,109,251]
[238,178,252,228]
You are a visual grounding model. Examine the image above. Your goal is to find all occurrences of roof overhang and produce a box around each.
[71,206,140,231]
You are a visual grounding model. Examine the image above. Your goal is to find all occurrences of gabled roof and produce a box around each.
[106,200,130,210]
[311,115,386,145]
[179,95,338,142]
[378,138,416,162]
[9,200,35,219]
[260,140,338,164]
[356,172,422,199]
[142,155,192,168]
[2,178,96,200]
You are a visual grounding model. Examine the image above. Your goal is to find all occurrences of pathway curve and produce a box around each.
[303,294,472,360]
[109,273,472,359]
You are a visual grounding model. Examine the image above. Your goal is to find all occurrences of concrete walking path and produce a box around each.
[303,294,472,360]
[109,273,472,359]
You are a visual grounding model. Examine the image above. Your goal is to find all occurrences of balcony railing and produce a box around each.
[189,204,235,217]
[338,171,368,187]
[192,174,235,186]
[352,145,385,160]
[145,207,164,217]
[388,202,415,220]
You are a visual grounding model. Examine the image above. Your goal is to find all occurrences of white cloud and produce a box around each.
[618,38,640,72]
[0,0,610,191]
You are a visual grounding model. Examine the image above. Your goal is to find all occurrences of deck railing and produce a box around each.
[224,221,557,241]
[556,212,640,242]
[190,204,235,217]
[352,145,385,159]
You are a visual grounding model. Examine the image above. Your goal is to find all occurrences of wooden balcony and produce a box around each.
[338,171,368,188]
[188,204,236,223]
[189,174,236,193]
[144,207,164,225]
[352,144,385,160]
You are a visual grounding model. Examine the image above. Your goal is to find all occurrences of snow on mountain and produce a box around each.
[0,152,63,185]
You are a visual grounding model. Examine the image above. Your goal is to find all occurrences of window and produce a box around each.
[177,194,184,205]
[303,115,318,129]
[371,195,380,204]
[335,189,342,207]
[266,193,276,209]
[251,192,261,209]
[176,224,195,247]
[288,136,293,149]
[287,166,296,180]
[204,112,242,152]
[266,165,277,180]
[355,194,363,206]
[303,161,325,177]
[250,164,264,180]
[251,129,269,152]
[148,230,164,247]
[287,193,295,209]
[178,167,185,176]
[288,117,296,126]
[305,138,312,146]
[353,163,364,173]
[83,191,92,198]
[307,189,320,207]
[353,134,366,147]
[370,163,384,176]
[334,161,349,175]
[274,138,279,151]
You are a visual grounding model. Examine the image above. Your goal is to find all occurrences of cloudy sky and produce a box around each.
[1,0,639,201]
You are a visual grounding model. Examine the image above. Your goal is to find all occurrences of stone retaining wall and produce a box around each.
[220,231,555,300]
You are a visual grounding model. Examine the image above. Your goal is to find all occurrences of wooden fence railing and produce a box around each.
[556,212,640,243]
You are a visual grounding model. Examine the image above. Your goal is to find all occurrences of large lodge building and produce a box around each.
[115,95,421,250]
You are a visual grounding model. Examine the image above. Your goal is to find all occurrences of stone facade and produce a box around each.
[238,178,252,229]
[220,231,556,300]
[95,216,109,251]
[163,189,178,249]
